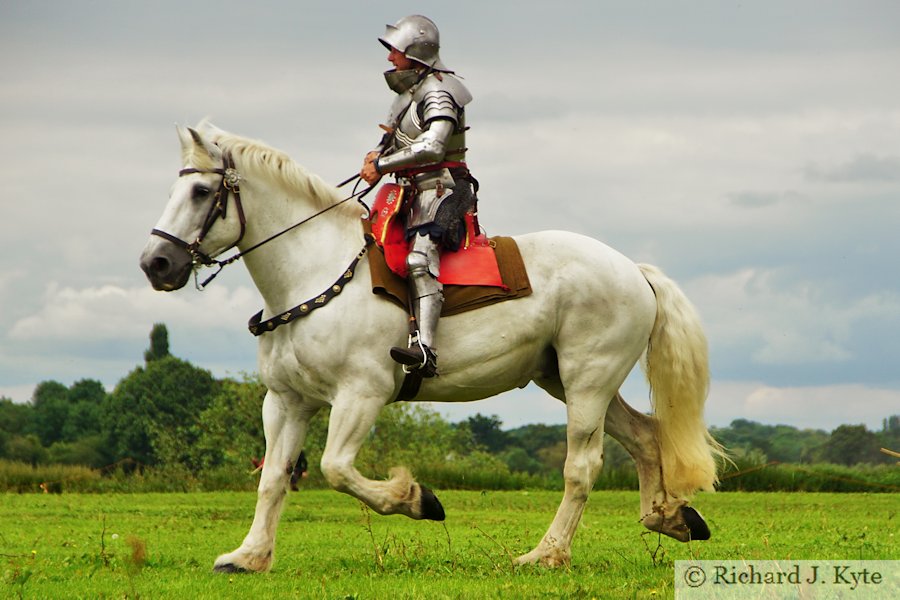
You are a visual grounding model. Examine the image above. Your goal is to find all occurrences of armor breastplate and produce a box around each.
[376,71,473,230]
[382,71,471,165]
[392,103,466,163]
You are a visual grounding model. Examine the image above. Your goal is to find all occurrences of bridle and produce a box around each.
[151,149,371,289]
[151,150,246,272]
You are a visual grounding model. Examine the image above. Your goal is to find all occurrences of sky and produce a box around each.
[1,1,898,432]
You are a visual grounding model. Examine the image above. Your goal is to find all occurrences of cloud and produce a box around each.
[804,153,900,182]
[1,280,263,397]
[0,383,38,404]
[3,2,900,434]
[686,268,900,367]
[707,381,898,431]
[727,190,807,208]
[8,283,261,343]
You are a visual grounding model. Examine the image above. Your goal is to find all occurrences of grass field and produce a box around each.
[2,489,897,599]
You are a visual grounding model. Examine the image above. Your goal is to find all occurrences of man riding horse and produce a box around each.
[360,14,476,378]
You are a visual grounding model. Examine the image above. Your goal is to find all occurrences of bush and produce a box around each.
[593,466,639,490]
[416,450,550,490]
[717,461,900,492]
[47,435,108,468]
[0,459,101,493]
[1,457,896,494]
[4,435,48,466]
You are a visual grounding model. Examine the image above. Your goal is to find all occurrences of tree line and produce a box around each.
[1,325,898,489]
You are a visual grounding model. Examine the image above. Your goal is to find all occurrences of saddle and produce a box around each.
[367,184,532,316]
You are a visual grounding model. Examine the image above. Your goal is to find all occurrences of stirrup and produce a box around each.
[390,335,438,378]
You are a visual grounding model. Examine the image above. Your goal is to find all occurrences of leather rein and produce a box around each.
[151,151,371,289]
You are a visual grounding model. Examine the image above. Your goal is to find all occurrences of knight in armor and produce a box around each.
[360,15,476,378]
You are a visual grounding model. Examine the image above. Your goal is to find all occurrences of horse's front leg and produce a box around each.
[604,393,709,542]
[320,394,445,520]
[214,390,318,573]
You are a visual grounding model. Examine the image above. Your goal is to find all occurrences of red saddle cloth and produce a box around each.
[370,184,505,288]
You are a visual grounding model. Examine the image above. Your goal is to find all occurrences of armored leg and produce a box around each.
[390,233,443,376]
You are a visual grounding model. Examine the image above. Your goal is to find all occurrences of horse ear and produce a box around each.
[176,124,193,153]
[187,127,222,161]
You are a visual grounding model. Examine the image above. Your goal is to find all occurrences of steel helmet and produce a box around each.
[379,15,449,72]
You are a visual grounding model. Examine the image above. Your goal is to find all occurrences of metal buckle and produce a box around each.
[223,167,242,188]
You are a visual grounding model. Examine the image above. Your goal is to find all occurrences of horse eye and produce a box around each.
[192,184,211,199]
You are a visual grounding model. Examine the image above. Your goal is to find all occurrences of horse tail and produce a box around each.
[638,263,725,498]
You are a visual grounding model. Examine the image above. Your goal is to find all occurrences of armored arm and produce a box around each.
[375,118,455,174]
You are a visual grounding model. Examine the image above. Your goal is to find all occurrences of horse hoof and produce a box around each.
[213,563,249,574]
[419,485,445,521]
[681,506,711,541]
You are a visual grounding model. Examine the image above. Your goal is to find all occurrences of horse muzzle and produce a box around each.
[140,238,193,291]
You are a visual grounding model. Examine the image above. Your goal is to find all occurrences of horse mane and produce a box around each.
[188,120,355,216]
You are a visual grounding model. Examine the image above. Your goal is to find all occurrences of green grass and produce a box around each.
[2,490,897,599]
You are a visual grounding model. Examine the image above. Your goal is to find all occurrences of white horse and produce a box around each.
[140,122,724,572]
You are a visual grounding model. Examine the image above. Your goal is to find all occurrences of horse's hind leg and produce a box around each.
[516,387,613,567]
[605,393,710,542]
[214,391,318,573]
